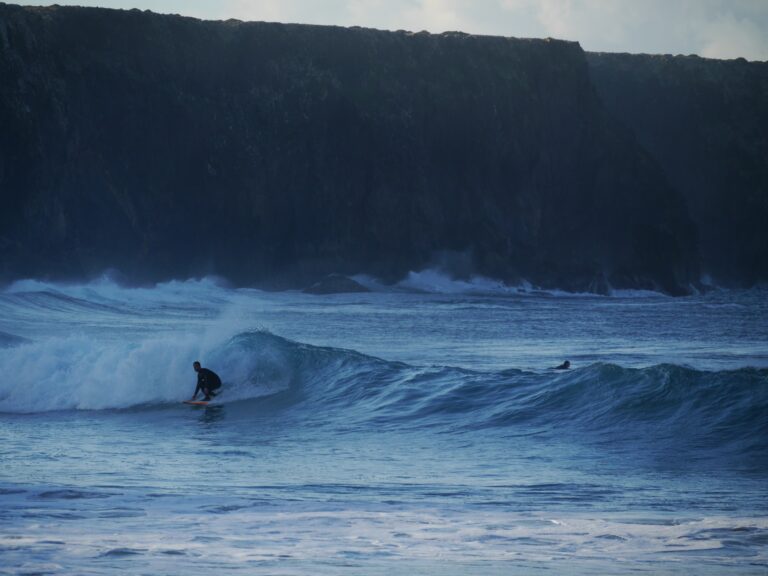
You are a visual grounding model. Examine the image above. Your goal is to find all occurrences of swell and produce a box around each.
[0,290,126,316]
[1,331,765,459]
[265,331,767,454]
[0,278,232,318]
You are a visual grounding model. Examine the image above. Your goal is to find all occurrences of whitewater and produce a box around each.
[1,275,766,575]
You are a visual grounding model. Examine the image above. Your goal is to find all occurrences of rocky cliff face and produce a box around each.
[588,52,768,287]
[0,4,719,293]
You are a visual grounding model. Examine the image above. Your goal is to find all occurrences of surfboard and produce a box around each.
[183,391,222,406]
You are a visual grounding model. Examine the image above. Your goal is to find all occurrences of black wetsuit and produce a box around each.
[194,368,222,399]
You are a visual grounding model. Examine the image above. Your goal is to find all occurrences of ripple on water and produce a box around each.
[21,510,87,520]
[0,488,26,495]
[37,489,114,500]
[100,547,147,557]
[96,507,146,518]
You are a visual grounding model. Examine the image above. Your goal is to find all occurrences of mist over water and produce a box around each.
[1,276,767,574]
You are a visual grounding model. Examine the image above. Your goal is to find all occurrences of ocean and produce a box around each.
[1,273,766,575]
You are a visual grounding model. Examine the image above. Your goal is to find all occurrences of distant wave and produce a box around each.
[354,269,551,295]
[354,269,669,298]
[396,270,529,295]
[2,276,232,308]
[2,331,765,461]
[1,289,127,315]
[3,272,754,299]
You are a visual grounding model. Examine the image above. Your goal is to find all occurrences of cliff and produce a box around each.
[588,52,768,287]
[0,4,721,293]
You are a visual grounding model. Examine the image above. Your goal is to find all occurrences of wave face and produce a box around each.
[2,330,765,461]
[225,335,768,462]
[0,331,28,348]
[1,277,766,477]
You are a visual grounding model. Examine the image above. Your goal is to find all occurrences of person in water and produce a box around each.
[191,361,222,401]
[554,360,571,370]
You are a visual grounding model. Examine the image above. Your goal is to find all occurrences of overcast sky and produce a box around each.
[15,0,768,60]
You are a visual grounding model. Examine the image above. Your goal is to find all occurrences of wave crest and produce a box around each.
[1,331,765,462]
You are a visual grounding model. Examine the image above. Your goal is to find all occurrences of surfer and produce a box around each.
[191,361,222,401]
[554,360,571,370]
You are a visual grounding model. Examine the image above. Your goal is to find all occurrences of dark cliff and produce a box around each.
[0,5,714,292]
[588,52,768,287]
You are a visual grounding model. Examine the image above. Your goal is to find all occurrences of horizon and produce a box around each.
[11,0,768,62]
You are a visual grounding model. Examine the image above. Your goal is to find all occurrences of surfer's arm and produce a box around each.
[191,372,208,399]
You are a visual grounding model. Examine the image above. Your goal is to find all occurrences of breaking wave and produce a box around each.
[1,331,765,464]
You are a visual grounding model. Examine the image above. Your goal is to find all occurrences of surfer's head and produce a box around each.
[193,361,201,372]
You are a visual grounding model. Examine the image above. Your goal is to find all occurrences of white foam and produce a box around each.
[4,275,234,307]
[0,333,196,412]
[0,277,303,412]
[357,269,668,298]
[2,489,764,574]
[374,269,531,295]
[0,326,288,413]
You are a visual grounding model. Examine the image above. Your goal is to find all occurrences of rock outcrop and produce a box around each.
[4,4,756,294]
[303,274,370,295]
[588,52,768,287]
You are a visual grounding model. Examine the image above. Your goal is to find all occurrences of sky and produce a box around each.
[15,0,768,60]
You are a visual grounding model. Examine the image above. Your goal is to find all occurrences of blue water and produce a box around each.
[1,274,767,575]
